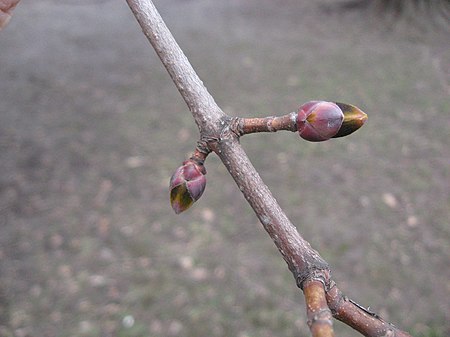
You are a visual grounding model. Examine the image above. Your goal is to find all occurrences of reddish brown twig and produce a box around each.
[235,112,298,135]
[303,279,335,337]
[126,1,412,336]
[326,283,412,337]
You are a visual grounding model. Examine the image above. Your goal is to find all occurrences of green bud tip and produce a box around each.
[332,102,368,138]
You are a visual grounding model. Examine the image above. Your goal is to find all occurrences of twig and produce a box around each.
[304,279,334,337]
[126,1,413,336]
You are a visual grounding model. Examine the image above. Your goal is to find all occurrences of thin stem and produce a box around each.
[326,284,412,337]
[304,280,335,337]
[190,146,210,165]
[212,131,330,286]
[235,112,298,136]
[126,0,224,136]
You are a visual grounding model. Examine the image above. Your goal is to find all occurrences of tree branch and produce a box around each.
[126,1,413,336]
[127,0,330,285]
[304,279,334,337]
[325,284,412,337]
[126,0,224,137]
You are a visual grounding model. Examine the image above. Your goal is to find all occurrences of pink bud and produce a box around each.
[297,101,344,142]
[169,160,206,214]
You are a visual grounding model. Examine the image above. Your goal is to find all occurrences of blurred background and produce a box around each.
[1,1,449,336]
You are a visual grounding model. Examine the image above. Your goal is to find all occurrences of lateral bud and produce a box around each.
[169,159,206,214]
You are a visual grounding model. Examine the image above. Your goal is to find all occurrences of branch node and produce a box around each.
[296,267,331,290]
[307,308,334,328]
[266,116,275,132]
[196,138,213,156]
[227,116,242,138]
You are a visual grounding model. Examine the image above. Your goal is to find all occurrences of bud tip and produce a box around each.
[332,102,367,138]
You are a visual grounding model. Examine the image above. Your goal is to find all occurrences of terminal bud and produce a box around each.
[297,101,344,142]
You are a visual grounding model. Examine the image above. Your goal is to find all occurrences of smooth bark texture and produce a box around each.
[304,280,334,337]
[126,0,224,137]
[236,113,298,135]
[126,1,413,336]
[325,285,412,337]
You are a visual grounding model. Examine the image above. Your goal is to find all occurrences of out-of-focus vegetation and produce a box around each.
[0,1,448,336]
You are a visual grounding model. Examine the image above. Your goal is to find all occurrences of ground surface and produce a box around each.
[0,1,449,336]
